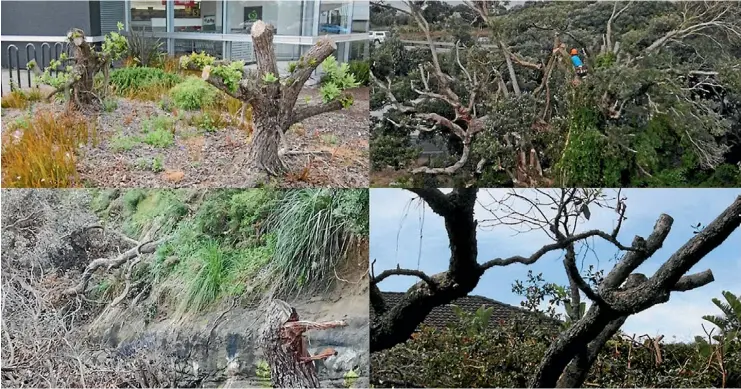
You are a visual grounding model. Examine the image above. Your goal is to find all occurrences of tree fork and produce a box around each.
[201,20,349,176]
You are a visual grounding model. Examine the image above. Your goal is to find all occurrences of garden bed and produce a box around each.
[1,86,369,188]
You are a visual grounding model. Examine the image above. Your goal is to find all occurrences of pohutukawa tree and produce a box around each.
[192,20,359,175]
[369,188,741,388]
[371,1,741,187]
[259,299,348,388]
[31,24,127,111]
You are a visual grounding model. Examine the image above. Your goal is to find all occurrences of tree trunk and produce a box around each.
[249,104,287,175]
[259,300,347,388]
[200,20,345,176]
[65,29,106,111]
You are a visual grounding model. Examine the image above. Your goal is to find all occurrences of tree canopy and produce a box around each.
[369,188,741,388]
[370,1,741,187]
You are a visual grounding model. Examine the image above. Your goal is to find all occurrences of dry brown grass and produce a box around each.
[2,110,98,187]
[1,88,44,109]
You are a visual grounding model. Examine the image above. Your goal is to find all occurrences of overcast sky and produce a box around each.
[370,188,741,342]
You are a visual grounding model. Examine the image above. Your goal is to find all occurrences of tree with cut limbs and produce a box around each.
[33,24,127,111]
[259,299,347,388]
[370,188,741,388]
[197,20,358,176]
[371,1,741,187]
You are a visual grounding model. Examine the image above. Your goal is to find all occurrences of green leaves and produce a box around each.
[211,61,245,93]
[320,83,342,103]
[101,21,129,61]
[702,290,741,336]
[315,55,360,105]
[179,51,215,70]
[262,72,278,83]
[322,56,360,90]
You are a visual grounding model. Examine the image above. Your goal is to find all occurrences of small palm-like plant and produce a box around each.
[703,290,741,338]
[126,27,164,67]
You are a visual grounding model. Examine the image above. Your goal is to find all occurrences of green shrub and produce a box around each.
[187,110,225,132]
[169,77,218,110]
[348,60,370,86]
[109,67,182,96]
[102,98,119,112]
[126,27,165,67]
[110,132,139,152]
[141,115,175,148]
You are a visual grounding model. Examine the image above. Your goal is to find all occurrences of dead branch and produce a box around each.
[63,237,165,296]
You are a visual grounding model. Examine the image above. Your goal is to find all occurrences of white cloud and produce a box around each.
[624,297,717,343]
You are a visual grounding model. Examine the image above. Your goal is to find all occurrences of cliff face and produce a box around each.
[88,282,369,388]
[1,189,369,388]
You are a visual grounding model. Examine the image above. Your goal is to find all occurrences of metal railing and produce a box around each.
[3,42,72,94]
[1,32,369,94]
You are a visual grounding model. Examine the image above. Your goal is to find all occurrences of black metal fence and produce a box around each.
[3,42,71,95]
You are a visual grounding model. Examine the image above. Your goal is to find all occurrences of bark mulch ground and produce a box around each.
[0,86,369,188]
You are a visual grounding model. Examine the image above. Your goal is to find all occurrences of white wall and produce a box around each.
[353,0,369,20]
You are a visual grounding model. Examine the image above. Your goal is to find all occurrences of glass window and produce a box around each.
[227,1,306,36]
[319,0,352,35]
[173,39,223,58]
[350,41,368,60]
[129,0,167,32]
[173,0,223,33]
[229,43,302,64]
[351,0,369,33]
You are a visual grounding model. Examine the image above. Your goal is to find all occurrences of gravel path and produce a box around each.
[1,86,369,188]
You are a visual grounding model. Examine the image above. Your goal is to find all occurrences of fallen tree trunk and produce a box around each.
[259,299,347,388]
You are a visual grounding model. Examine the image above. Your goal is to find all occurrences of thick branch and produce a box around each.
[406,188,453,216]
[282,37,338,110]
[63,238,164,296]
[251,21,279,79]
[500,40,522,97]
[283,320,347,333]
[370,282,388,316]
[371,188,480,352]
[372,268,438,290]
[650,196,741,289]
[600,214,673,291]
[672,270,715,291]
[290,96,347,126]
[556,315,628,388]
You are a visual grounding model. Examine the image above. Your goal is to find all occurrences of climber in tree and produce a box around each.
[570,48,588,77]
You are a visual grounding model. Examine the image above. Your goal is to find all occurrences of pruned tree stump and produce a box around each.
[196,20,353,177]
[259,300,347,388]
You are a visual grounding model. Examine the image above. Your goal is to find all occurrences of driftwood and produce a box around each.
[259,299,347,388]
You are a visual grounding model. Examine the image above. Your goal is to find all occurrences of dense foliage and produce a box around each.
[372,290,741,388]
[370,1,741,187]
[91,188,369,314]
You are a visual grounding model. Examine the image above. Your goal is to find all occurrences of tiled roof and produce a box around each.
[371,291,560,331]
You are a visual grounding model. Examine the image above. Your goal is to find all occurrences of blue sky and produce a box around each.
[370,188,741,342]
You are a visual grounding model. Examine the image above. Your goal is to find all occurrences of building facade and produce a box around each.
[2,0,369,69]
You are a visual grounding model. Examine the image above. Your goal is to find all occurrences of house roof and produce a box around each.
[371,291,560,331]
